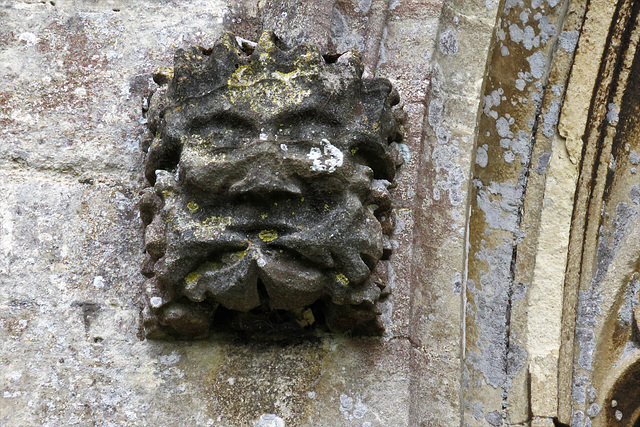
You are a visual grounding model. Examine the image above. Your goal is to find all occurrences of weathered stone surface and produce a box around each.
[140,31,404,338]
[7,0,639,425]
[0,0,447,425]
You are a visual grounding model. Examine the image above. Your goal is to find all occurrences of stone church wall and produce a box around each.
[2,0,640,426]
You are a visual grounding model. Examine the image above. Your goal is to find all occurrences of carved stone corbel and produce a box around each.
[139,32,404,339]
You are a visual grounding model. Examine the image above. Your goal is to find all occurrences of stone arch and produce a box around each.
[460,0,640,424]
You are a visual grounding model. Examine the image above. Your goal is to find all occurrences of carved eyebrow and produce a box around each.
[188,110,258,131]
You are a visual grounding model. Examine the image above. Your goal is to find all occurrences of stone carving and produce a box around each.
[139,32,404,338]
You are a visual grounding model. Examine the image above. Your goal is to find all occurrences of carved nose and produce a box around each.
[229,169,302,197]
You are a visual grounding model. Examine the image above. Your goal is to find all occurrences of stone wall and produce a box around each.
[3,0,640,426]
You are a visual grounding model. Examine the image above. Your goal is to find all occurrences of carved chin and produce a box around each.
[179,241,382,312]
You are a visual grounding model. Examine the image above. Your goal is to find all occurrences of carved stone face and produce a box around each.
[140,32,403,338]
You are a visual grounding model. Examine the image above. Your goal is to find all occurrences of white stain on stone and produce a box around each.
[606,103,619,124]
[18,32,38,46]
[476,144,489,168]
[485,0,498,10]
[280,143,288,151]
[158,352,180,366]
[339,393,367,421]
[483,89,503,119]
[93,276,105,289]
[527,51,546,79]
[149,297,163,308]
[559,31,579,52]
[308,139,343,172]
[256,414,285,427]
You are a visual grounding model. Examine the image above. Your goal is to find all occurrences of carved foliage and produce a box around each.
[139,32,404,338]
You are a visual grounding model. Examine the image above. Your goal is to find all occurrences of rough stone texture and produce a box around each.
[5,0,640,425]
[140,31,404,338]
[0,0,448,425]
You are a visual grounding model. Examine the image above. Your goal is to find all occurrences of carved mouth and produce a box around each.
[179,244,327,312]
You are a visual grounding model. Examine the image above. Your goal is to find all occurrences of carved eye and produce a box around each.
[276,109,340,142]
[188,113,256,145]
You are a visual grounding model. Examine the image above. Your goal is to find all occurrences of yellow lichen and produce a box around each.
[336,273,349,285]
[221,250,247,264]
[194,216,232,239]
[185,272,201,285]
[195,152,226,164]
[189,134,208,146]
[225,50,317,116]
[187,201,199,213]
[153,66,174,80]
[202,216,232,227]
[259,229,278,242]
[201,261,222,271]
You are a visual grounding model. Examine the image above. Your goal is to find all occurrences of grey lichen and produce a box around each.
[476,181,524,232]
[527,51,546,79]
[439,29,459,56]
[559,31,579,53]
[536,152,551,175]
[572,375,590,405]
[576,328,596,371]
[618,278,639,326]
[467,243,514,388]
[476,144,489,168]
[485,410,504,426]
[606,103,619,124]
[542,100,561,138]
